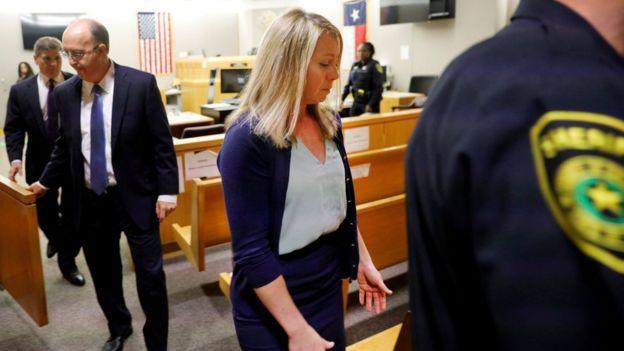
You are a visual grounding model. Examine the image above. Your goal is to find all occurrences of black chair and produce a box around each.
[181,124,225,138]
[392,75,439,111]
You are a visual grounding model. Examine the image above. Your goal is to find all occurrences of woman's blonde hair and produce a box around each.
[227,8,343,148]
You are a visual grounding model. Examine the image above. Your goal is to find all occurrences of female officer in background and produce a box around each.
[341,42,384,116]
[218,9,391,351]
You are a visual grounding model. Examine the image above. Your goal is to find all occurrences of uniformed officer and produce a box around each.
[341,42,384,116]
[406,0,624,350]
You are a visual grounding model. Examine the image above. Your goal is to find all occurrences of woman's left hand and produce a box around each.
[357,261,393,314]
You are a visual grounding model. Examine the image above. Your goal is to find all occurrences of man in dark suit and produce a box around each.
[28,19,178,351]
[4,36,85,286]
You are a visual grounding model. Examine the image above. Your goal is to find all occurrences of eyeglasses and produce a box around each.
[60,45,100,60]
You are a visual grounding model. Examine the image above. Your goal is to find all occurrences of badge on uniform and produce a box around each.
[531,111,624,274]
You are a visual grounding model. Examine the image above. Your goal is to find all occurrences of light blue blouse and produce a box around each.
[278,138,348,255]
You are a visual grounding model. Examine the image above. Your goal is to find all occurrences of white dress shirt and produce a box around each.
[11,73,64,166]
[79,61,176,204]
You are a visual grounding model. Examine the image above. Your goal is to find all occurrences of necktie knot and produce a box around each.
[92,84,103,95]
[48,79,55,90]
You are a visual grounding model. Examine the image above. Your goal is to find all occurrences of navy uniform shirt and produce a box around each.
[406,0,624,350]
[342,58,384,107]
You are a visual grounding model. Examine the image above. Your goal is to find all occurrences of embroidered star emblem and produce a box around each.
[350,9,360,22]
[587,182,623,215]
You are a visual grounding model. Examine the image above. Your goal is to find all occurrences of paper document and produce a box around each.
[202,103,231,109]
[350,163,371,180]
[344,126,370,153]
[184,149,220,180]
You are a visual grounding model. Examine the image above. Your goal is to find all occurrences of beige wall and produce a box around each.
[1,0,505,126]
[237,0,499,91]
[368,0,499,91]
[0,4,239,126]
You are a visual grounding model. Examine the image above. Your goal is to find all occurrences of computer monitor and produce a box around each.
[220,69,250,94]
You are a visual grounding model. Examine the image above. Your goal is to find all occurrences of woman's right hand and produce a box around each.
[288,324,335,351]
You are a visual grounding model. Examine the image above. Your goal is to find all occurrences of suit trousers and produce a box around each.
[80,186,168,351]
[36,188,80,274]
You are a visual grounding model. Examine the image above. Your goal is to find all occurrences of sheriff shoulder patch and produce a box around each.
[531,111,624,274]
[375,63,383,74]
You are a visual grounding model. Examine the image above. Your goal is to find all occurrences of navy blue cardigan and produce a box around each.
[217,117,359,295]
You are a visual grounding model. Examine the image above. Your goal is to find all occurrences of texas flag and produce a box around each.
[343,0,367,61]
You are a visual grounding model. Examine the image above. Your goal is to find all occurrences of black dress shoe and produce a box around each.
[46,242,57,258]
[102,327,133,351]
[63,269,86,286]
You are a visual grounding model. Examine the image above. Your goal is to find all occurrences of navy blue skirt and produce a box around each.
[233,231,346,351]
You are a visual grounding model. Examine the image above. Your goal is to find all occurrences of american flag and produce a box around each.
[137,12,172,74]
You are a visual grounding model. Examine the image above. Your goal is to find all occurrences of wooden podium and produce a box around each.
[0,175,48,326]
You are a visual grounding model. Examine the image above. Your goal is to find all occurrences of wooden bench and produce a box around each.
[216,194,406,298]
[347,324,402,351]
[160,134,223,255]
[172,143,407,272]
[347,311,412,351]
[0,175,48,326]
[161,109,420,256]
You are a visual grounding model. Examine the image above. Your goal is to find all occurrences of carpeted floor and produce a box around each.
[0,135,409,350]
[0,233,408,351]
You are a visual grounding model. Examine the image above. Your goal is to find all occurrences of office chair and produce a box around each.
[181,124,225,138]
[392,75,439,111]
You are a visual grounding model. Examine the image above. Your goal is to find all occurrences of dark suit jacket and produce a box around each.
[4,72,73,184]
[40,63,178,231]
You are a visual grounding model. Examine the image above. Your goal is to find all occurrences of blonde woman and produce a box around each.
[217,9,392,351]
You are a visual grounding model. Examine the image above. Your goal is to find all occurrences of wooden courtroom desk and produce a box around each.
[168,112,215,138]
[0,175,48,326]
[380,91,423,113]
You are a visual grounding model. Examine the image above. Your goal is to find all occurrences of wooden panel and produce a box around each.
[342,109,421,129]
[195,178,230,247]
[0,176,47,326]
[383,119,417,147]
[159,140,223,251]
[350,145,406,205]
[219,272,232,301]
[347,324,402,351]
[171,224,198,270]
[180,79,210,114]
[357,195,407,270]
[0,175,36,204]
[343,109,421,150]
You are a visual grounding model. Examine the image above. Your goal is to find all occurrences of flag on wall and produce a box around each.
[343,0,367,61]
[137,12,172,74]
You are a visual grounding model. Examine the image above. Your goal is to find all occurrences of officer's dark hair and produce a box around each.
[362,42,375,57]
